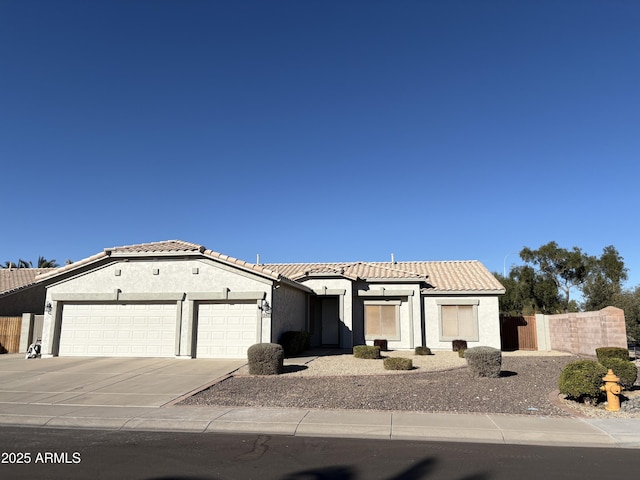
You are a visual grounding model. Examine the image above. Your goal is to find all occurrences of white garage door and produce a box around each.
[59,303,177,357]
[196,302,258,358]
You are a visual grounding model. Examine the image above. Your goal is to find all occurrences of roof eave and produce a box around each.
[421,289,506,296]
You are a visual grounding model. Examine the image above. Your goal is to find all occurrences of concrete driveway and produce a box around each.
[0,355,245,408]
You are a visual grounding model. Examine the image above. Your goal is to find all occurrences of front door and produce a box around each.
[320,297,340,346]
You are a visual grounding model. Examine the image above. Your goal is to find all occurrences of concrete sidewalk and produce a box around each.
[0,403,638,449]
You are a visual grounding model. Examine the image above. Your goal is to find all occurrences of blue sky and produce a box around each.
[1,0,639,290]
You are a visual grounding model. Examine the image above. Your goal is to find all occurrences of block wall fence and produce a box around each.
[535,306,627,356]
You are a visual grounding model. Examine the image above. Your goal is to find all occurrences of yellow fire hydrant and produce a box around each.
[600,369,623,412]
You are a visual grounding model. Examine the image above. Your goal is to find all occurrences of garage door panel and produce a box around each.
[196,302,257,359]
[60,303,176,357]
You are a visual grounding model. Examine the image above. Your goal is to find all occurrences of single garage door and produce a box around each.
[196,302,258,358]
[59,303,177,357]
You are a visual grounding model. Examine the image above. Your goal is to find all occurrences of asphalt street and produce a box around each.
[1,427,638,480]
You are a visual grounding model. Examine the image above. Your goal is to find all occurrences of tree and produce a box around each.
[582,245,628,311]
[496,265,564,315]
[520,242,594,312]
[611,286,640,343]
[1,257,60,268]
[36,256,59,268]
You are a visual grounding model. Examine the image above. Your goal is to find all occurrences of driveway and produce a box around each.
[0,355,245,408]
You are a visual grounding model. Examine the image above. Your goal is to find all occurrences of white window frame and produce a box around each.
[364,300,401,341]
[436,299,479,342]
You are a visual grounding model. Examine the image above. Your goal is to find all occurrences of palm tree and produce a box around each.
[37,256,59,268]
[1,257,60,268]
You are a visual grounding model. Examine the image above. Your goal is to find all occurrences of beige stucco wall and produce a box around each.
[41,258,275,357]
[271,282,308,344]
[423,295,501,350]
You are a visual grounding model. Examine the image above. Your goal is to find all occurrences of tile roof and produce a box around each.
[27,240,504,294]
[34,240,285,283]
[265,260,505,292]
[0,268,56,295]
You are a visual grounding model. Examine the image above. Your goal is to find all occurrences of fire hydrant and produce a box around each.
[600,369,623,412]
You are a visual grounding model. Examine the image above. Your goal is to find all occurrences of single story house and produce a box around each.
[37,240,505,359]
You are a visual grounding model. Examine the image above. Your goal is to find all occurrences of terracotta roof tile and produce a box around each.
[265,260,504,292]
[108,240,206,254]
[34,240,286,284]
[0,268,56,294]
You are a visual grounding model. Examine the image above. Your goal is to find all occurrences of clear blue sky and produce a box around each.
[1,1,639,290]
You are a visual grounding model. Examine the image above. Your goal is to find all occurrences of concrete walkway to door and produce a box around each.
[0,355,245,408]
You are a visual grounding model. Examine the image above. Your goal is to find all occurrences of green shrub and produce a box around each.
[599,357,638,389]
[458,348,467,358]
[414,346,432,356]
[464,346,501,377]
[558,360,608,403]
[452,339,467,352]
[278,331,311,357]
[247,343,284,375]
[353,345,381,359]
[383,357,413,370]
[595,347,629,362]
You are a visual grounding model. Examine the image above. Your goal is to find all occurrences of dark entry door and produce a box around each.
[320,297,340,346]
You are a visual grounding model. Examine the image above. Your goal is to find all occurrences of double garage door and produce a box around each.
[59,301,258,358]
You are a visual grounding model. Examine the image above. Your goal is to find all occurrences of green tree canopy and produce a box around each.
[582,245,628,311]
[520,241,594,312]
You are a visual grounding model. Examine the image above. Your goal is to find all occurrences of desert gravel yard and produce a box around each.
[180,351,590,417]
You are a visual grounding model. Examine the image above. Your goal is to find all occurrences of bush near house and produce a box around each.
[452,339,467,352]
[598,357,638,389]
[353,345,381,359]
[414,346,432,356]
[464,346,502,378]
[595,347,630,362]
[247,343,284,375]
[278,331,311,357]
[383,357,413,370]
[558,360,608,403]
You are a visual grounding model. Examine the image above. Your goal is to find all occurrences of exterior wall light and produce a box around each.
[45,302,52,314]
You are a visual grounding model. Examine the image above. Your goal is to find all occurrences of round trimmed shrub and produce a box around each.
[452,339,467,352]
[414,346,432,356]
[353,345,381,359]
[247,343,284,375]
[558,360,608,403]
[464,346,501,378]
[278,330,310,357]
[595,347,629,362]
[599,357,638,389]
[383,357,413,370]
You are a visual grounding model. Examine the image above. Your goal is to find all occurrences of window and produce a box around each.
[364,301,400,340]
[437,300,479,341]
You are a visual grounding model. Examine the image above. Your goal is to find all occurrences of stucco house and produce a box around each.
[37,240,504,359]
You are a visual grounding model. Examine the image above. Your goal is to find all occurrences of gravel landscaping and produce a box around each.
[178,350,639,418]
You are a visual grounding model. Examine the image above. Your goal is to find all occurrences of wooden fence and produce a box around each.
[500,315,537,351]
[0,316,22,353]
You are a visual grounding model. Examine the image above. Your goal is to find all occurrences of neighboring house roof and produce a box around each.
[34,240,296,286]
[266,260,505,293]
[0,268,56,295]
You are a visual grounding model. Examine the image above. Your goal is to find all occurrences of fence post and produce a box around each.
[535,313,550,351]
[19,313,33,353]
